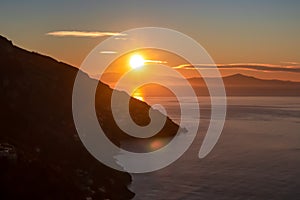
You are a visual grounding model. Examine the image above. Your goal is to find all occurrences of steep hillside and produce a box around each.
[0,35,179,199]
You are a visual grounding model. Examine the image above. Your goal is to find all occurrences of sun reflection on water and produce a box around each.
[132,89,145,101]
[133,93,144,101]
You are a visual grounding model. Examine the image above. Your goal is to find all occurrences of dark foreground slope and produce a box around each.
[0,36,179,199]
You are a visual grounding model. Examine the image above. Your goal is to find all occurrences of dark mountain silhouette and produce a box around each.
[105,73,300,98]
[137,73,300,97]
[188,73,300,96]
[0,35,180,199]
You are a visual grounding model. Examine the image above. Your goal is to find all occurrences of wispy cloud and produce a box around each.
[100,51,118,54]
[280,61,300,65]
[114,37,128,40]
[46,31,126,38]
[174,63,300,73]
[145,60,167,64]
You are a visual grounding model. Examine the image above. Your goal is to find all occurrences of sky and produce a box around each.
[1,0,300,81]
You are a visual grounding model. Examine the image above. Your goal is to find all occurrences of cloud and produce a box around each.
[145,60,167,64]
[174,63,300,73]
[114,37,128,40]
[100,51,118,54]
[46,31,126,38]
[280,61,300,65]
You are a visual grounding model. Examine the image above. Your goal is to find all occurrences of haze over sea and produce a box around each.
[130,96,300,200]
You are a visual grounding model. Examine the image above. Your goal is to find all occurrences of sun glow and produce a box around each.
[132,91,144,101]
[133,95,144,101]
[129,54,145,69]
[132,89,145,101]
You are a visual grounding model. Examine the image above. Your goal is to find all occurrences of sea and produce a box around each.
[129,97,300,200]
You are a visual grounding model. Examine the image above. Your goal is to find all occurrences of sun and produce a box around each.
[129,54,145,69]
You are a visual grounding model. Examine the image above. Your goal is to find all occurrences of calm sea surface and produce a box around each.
[130,97,300,200]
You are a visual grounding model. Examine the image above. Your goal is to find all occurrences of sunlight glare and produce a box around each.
[129,54,145,69]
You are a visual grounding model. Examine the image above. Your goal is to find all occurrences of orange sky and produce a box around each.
[98,49,300,85]
[1,1,299,82]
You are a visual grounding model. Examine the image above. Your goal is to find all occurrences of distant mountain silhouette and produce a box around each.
[102,71,300,97]
[126,73,300,97]
[0,35,180,199]
[188,73,300,96]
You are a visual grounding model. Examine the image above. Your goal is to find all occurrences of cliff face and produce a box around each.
[0,35,179,199]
